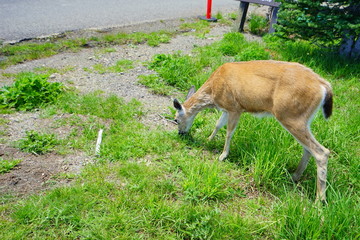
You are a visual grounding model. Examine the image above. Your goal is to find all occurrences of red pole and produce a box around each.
[206,0,212,19]
[199,0,217,22]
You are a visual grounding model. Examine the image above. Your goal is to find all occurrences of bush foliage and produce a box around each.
[276,0,360,57]
[0,72,63,111]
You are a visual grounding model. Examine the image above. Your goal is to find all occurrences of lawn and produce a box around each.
[0,20,359,239]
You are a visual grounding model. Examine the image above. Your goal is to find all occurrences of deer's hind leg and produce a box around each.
[279,119,330,202]
[292,148,311,182]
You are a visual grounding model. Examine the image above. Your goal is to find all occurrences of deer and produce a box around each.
[173,60,333,202]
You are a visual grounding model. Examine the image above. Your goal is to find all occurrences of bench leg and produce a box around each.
[233,1,249,32]
[269,7,279,33]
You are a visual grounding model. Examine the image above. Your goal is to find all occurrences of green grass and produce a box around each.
[0,16,227,69]
[0,158,22,174]
[84,60,134,74]
[248,14,268,36]
[0,30,173,69]
[146,32,270,92]
[0,30,359,239]
[33,65,75,75]
[138,74,174,95]
[179,20,211,38]
[16,130,58,155]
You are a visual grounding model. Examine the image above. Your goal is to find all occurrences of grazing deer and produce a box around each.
[173,60,333,201]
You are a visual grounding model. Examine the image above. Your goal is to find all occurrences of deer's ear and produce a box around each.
[186,86,196,100]
[173,98,183,111]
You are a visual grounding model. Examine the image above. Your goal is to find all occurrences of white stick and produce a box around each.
[95,129,103,156]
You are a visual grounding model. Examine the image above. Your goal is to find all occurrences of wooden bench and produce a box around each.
[234,0,281,33]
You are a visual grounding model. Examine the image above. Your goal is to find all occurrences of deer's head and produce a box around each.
[173,86,196,135]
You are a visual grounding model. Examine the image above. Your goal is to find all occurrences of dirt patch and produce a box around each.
[0,145,91,197]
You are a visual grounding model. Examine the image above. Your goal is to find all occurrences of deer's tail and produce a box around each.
[323,85,333,119]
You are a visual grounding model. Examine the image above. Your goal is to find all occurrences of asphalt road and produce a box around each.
[0,0,238,42]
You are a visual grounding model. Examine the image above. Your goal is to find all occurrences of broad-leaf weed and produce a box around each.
[0,72,63,111]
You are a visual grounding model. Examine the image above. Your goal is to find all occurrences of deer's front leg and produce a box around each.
[208,112,228,141]
[219,112,241,161]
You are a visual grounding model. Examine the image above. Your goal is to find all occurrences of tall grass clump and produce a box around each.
[248,14,268,35]
[138,74,174,95]
[274,190,359,239]
[218,32,247,56]
[181,160,233,202]
[148,52,203,90]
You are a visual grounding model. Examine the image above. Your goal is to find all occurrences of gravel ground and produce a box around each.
[0,20,237,198]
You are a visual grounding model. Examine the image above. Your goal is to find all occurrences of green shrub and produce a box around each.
[276,0,360,58]
[0,72,63,111]
[17,130,58,155]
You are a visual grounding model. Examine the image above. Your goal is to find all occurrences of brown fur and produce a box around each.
[173,60,333,201]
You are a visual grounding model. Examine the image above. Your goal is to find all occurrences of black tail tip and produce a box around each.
[323,92,333,119]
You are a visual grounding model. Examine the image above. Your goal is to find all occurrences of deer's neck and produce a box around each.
[183,91,214,116]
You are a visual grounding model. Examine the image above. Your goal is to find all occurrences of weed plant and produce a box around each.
[17,130,58,155]
[0,72,63,111]
[0,158,22,174]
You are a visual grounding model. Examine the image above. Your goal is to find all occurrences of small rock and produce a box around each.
[49,73,60,79]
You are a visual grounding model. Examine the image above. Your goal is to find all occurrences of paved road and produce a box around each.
[0,0,238,42]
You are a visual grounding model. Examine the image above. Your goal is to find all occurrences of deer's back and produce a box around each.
[207,61,328,114]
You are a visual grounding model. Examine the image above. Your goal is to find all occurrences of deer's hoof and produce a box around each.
[219,152,228,161]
